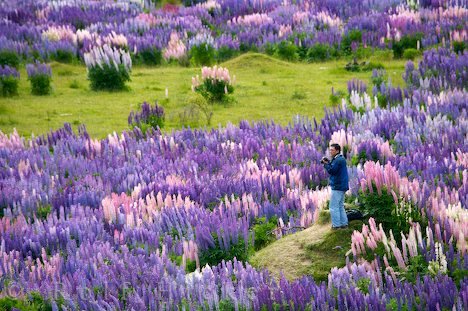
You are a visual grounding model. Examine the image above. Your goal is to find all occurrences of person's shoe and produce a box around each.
[331,226,340,230]
[339,225,349,229]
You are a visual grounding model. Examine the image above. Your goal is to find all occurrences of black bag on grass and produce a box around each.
[346,209,364,221]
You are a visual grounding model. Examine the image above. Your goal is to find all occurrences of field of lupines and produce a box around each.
[0,43,467,309]
[0,0,468,310]
[0,0,466,68]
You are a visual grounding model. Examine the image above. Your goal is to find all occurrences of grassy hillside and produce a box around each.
[250,220,363,282]
[0,52,407,138]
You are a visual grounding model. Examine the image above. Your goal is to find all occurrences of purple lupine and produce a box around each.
[0,65,20,79]
[26,61,52,78]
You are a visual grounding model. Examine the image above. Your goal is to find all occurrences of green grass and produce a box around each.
[0,52,408,138]
[304,220,363,282]
[249,219,363,281]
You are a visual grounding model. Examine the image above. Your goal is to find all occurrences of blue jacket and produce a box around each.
[324,154,349,191]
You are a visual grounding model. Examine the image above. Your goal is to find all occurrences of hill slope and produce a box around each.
[250,220,363,282]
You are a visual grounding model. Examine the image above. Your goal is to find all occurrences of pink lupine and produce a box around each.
[390,242,406,270]
[163,32,186,61]
[42,25,77,44]
[278,24,292,38]
[230,13,273,26]
[103,31,128,48]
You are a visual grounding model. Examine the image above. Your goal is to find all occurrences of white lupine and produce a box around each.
[84,44,132,72]
[428,242,447,275]
[349,91,373,110]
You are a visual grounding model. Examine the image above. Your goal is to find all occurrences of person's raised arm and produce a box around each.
[324,158,342,175]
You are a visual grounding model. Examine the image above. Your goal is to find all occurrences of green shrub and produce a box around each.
[190,43,216,66]
[392,33,423,59]
[0,291,56,311]
[263,43,276,56]
[27,62,52,96]
[329,89,346,106]
[51,49,74,63]
[198,233,252,268]
[341,30,362,55]
[136,48,163,66]
[84,45,132,91]
[252,216,278,250]
[307,43,331,62]
[192,66,234,103]
[359,184,425,238]
[403,48,420,60]
[186,93,213,125]
[0,50,20,69]
[216,46,239,62]
[88,64,130,91]
[354,47,372,59]
[453,41,466,54]
[128,101,165,132]
[276,41,298,61]
[0,66,20,97]
[36,204,52,220]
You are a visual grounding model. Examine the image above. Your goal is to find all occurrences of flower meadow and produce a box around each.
[0,0,466,68]
[0,44,467,309]
[0,0,468,310]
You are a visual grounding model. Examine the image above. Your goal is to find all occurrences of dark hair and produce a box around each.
[330,143,341,152]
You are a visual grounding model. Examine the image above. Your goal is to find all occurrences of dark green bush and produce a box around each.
[453,41,466,54]
[190,43,216,66]
[329,89,346,106]
[0,50,20,69]
[341,30,362,55]
[198,233,252,268]
[359,184,425,238]
[29,75,52,95]
[0,76,19,96]
[252,216,278,250]
[195,79,234,103]
[276,41,298,61]
[88,64,130,91]
[307,43,331,62]
[0,291,56,311]
[136,48,163,66]
[392,33,423,59]
[403,48,420,60]
[216,47,239,62]
[51,49,74,63]
[263,43,276,56]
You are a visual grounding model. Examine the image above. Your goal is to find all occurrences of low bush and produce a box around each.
[26,62,52,95]
[0,65,20,97]
[84,44,132,91]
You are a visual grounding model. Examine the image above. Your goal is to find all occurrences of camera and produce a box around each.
[320,157,329,164]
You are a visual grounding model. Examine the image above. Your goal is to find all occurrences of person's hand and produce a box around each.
[321,157,329,164]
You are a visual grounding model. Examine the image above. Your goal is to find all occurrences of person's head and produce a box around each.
[329,143,341,157]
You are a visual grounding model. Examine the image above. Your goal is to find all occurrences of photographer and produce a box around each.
[321,143,349,229]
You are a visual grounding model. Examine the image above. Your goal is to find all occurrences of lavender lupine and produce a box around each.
[0,3,467,310]
[0,65,20,96]
[26,61,52,95]
[128,101,165,130]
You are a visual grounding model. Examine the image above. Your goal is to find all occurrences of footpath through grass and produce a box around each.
[0,52,407,138]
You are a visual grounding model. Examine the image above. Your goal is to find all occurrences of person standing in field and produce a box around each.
[321,143,349,229]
